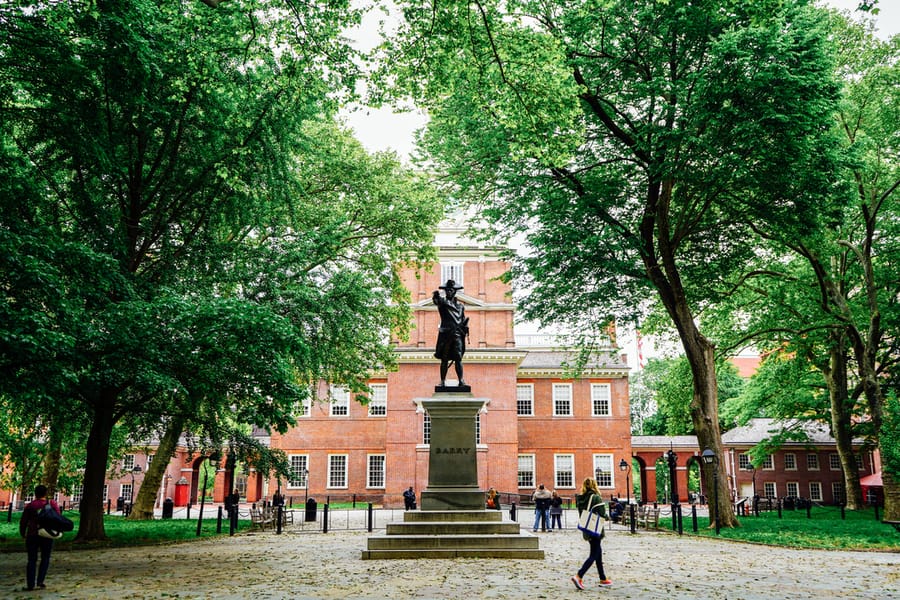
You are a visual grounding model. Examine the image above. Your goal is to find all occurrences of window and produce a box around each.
[552,383,573,416]
[809,481,822,502]
[762,454,774,470]
[807,453,819,471]
[591,384,611,417]
[330,386,350,416]
[855,454,864,470]
[296,396,312,417]
[71,484,84,504]
[423,413,431,445]
[786,482,799,497]
[288,455,308,488]
[516,384,534,416]
[103,485,109,502]
[122,483,134,502]
[147,454,154,466]
[738,454,751,470]
[593,454,613,488]
[518,455,535,488]
[441,262,464,287]
[123,454,135,471]
[829,453,841,471]
[833,481,845,504]
[555,454,575,489]
[328,455,348,488]
[368,384,387,417]
[367,455,385,488]
[784,453,797,471]
[763,482,776,498]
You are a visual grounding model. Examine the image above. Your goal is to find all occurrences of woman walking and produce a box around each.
[571,477,611,589]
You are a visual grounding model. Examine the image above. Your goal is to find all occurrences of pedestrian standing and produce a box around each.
[549,490,564,530]
[532,484,551,532]
[403,486,417,510]
[571,477,611,589]
[19,484,60,591]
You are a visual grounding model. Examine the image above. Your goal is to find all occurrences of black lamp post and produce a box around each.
[702,448,720,535]
[619,458,631,504]
[196,453,220,537]
[304,468,310,506]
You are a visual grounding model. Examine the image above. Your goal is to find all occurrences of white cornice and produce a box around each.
[397,349,528,365]
[517,367,629,379]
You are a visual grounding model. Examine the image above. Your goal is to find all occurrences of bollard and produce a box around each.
[777,500,782,519]
[107,499,111,515]
[367,503,374,532]
[691,504,698,533]
[277,505,283,534]
[676,504,683,535]
[230,506,238,536]
[510,502,517,522]
[629,504,636,534]
[217,506,223,533]
[323,504,329,533]
[353,494,357,509]
[6,503,12,523]
[806,502,811,519]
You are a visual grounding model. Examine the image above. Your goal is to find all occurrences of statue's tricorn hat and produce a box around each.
[439,279,464,290]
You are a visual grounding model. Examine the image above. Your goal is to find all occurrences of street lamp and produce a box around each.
[702,448,720,535]
[618,458,631,504]
[196,453,220,537]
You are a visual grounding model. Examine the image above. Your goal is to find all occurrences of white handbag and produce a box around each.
[577,495,605,538]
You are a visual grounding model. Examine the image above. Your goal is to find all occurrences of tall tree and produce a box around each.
[379,0,844,527]
[0,0,441,539]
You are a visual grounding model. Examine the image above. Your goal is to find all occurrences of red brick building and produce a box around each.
[267,232,633,507]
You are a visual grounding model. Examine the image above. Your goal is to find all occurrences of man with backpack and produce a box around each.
[19,484,61,591]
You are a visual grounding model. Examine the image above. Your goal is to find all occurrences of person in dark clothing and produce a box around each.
[403,486,417,510]
[20,484,60,591]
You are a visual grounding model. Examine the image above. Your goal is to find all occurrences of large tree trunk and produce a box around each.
[642,178,738,528]
[821,336,863,510]
[129,414,186,520]
[76,391,118,541]
[42,424,64,498]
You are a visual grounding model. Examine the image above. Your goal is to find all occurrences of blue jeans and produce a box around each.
[25,535,53,589]
[578,536,606,580]
[533,508,548,530]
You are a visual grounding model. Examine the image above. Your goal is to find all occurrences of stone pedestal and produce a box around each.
[420,392,485,511]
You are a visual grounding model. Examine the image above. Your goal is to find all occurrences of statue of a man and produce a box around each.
[433,279,469,387]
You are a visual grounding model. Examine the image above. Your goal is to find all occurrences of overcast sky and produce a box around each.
[343,1,900,160]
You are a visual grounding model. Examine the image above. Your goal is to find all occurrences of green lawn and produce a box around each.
[659,505,900,551]
[0,513,248,553]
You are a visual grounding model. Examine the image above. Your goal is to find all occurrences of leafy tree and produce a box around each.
[380,0,844,527]
[0,0,441,539]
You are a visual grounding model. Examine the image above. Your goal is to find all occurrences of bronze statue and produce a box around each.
[433,279,469,387]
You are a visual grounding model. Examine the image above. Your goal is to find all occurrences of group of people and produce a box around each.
[530,484,564,531]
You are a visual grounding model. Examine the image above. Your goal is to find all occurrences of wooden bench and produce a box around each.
[250,506,274,530]
[637,506,660,529]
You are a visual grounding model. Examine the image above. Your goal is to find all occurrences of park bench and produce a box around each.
[637,505,660,529]
[250,505,274,530]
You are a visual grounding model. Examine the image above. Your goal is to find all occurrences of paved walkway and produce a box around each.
[2,521,898,599]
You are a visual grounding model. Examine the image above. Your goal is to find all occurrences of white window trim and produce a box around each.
[287,454,309,489]
[807,454,820,471]
[296,397,312,418]
[518,453,536,489]
[367,454,386,489]
[554,453,576,489]
[516,384,534,417]
[367,383,388,417]
[786,482,799,497]
[593,453,615,489]
[590,383,612,417]
[784,453,797,471]
[552,383,573,417]
[441,262,464,288]
[330,386,350,417]
[763,482,776,498]
[829,453,841,471]
[123,454,135,471]
[327,454,349,489]
[809,481,823,502]
[762,454,774,470]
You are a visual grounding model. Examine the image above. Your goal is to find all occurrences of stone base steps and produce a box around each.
[362,510,544,560]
